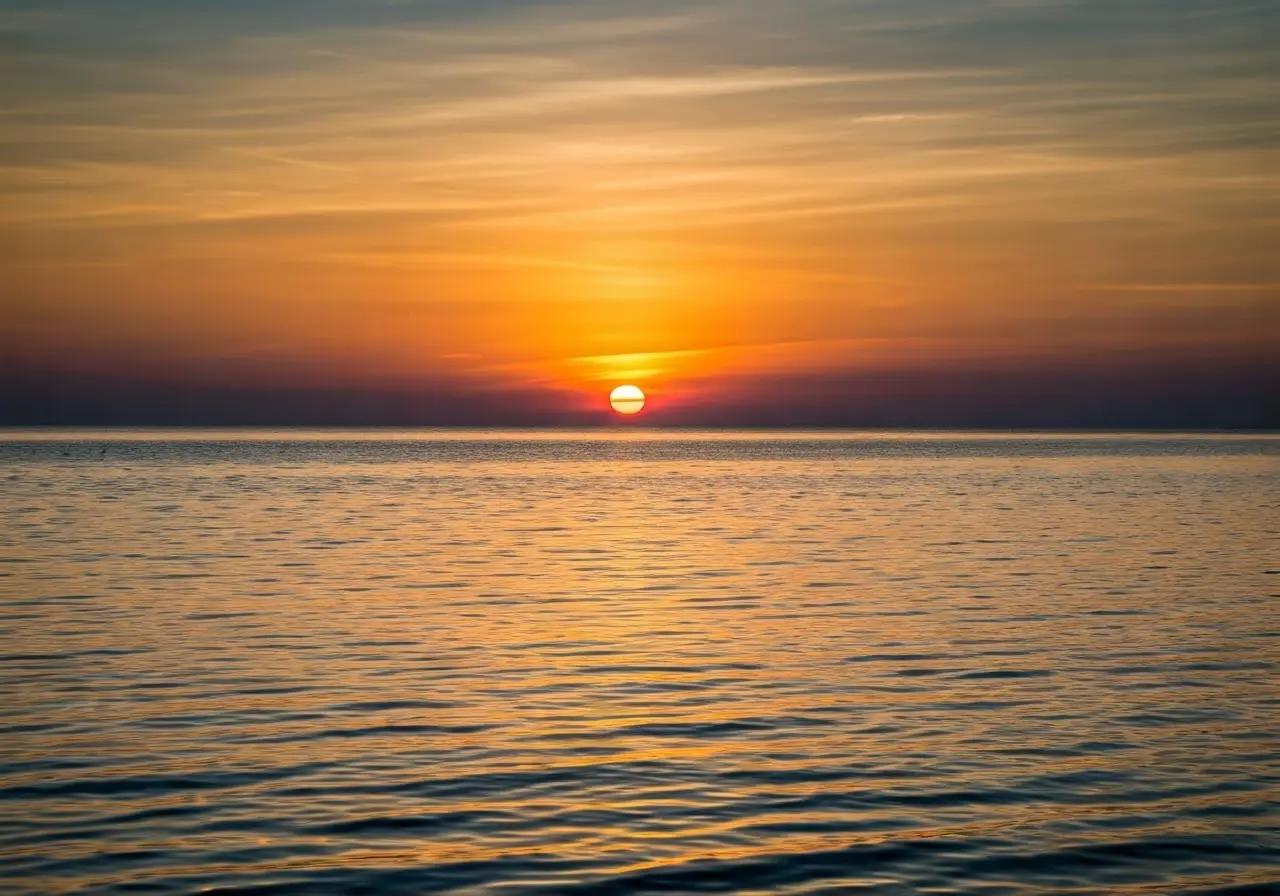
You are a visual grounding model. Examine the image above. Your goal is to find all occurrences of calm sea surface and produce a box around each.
[1,431,1277,895]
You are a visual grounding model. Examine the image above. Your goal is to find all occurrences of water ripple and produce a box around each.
[1,432,1276,894]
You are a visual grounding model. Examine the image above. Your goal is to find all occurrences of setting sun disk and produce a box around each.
[609,385,646,415]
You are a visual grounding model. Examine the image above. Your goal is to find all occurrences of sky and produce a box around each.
[1,0,1277,426]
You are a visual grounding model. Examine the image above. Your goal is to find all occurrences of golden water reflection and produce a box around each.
[1,433,1276,893]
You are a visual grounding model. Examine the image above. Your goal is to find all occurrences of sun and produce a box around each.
[609,384,646,415]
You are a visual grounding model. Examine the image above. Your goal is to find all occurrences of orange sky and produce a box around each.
[1,1,1276,424]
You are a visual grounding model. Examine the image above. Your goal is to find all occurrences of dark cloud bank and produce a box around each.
[5,353,1275,429]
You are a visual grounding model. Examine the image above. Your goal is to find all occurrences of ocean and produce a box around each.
[1,431,1277,894]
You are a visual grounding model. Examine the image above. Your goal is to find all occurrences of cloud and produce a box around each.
[1085,282,1280,294]
[5,0,1274,235]
[5,342,1275,428]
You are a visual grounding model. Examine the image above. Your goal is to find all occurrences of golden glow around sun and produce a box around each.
[609,384,646,415]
